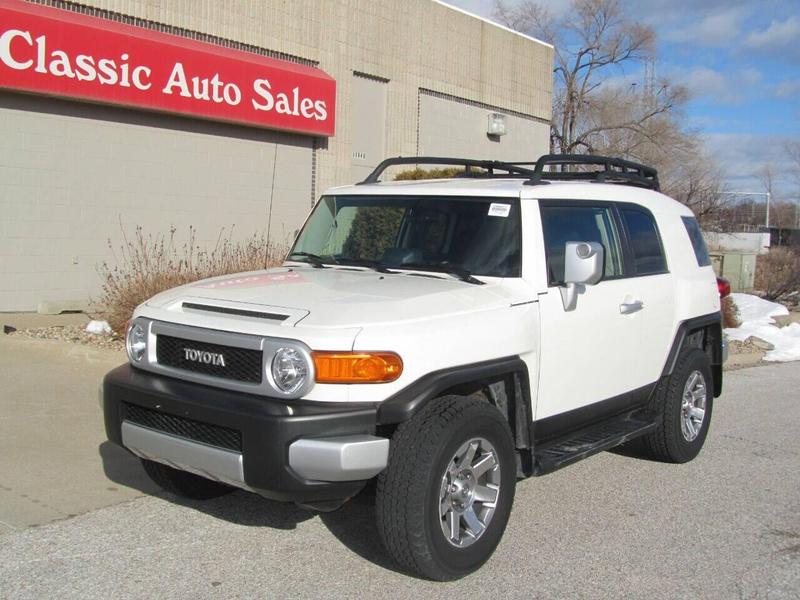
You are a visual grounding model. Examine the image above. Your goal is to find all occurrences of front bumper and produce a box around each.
[103,364,388,503]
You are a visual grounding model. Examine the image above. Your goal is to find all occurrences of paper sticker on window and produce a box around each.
[488,203,511,217]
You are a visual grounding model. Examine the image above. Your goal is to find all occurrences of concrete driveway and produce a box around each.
[0,330,158,534]
[0,333,798,599]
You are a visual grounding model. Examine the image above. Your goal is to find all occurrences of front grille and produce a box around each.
[124,403,242,452]
[156,334,262,383]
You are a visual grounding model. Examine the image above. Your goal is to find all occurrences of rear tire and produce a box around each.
[141,459,234,500]
[643,348,714,463]
[376,396,516,581]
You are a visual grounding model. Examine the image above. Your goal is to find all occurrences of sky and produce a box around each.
[444,0,800,200]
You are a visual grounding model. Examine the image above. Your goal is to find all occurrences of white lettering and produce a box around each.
[299,97,315,118]
[75,55,97,82]
[252,78,274,111]
[97,58,118,85]
[191,76,210,100]
[119,53,131,87]
[48,49,75,78]
[0,29,33,70]
[314,100,328,121]
[34,34,46,73]
[131,65,151,90]
[210,73,224,103]
[223,82,241,105]
[162,62,191,97]
[275,91,292,114]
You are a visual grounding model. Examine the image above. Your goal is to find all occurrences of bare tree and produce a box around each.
[786,141,800,188]
[493,0,685,154]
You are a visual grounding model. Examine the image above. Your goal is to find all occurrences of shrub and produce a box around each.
[393,167,483,180]
[721,295,741,329]
[97,225,287,335]
[754,247,800,301]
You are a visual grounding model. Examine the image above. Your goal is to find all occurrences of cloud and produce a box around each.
[675,66,762,104]
[665,7,748,46]
[744,15,800,58]
[775,80,800,98]
[705,133,800,192]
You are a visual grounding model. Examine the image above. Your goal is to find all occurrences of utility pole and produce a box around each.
[714,191,771,231]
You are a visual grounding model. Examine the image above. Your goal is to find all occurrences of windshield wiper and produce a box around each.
[397,263,485,285]
[287,252,337,268]
[335,257,397,274]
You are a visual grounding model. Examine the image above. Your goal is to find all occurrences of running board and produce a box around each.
[533,411,658,475]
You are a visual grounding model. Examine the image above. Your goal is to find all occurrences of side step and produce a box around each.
[533,411,658,475]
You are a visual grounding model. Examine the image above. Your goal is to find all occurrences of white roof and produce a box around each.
[325,177,693,216]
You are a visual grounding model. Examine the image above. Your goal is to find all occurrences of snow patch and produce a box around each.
[725,293,800,362]
[85,320,112,335]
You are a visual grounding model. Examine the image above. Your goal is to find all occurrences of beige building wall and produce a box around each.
[0,92,311,311]
[418,92,550,162]
[71,0,553,190]
[3,0,552,311]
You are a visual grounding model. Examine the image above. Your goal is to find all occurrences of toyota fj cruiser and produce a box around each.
[102,154,725,580]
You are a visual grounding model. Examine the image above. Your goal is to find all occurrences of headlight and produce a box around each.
[126,322,147,363]
[270,347,309,395]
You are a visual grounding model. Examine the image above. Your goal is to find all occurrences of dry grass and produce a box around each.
[755,247,800,302]
[721,295,741,329]
[97,225,287,334]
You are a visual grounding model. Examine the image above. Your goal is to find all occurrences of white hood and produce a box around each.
[144,266,519,329]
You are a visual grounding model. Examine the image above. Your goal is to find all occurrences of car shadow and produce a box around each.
[98,441,406,573]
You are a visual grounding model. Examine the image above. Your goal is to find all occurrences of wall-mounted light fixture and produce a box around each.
[487,112,507,137]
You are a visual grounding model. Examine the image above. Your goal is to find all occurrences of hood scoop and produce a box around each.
[181,301,290,322]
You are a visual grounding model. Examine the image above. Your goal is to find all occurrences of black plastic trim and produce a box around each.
[103,364,377,503]
[531,382,656,444]
[376,356,531,426]
[182,302,289,321]
[661,311,724,397]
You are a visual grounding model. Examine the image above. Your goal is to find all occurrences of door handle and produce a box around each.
[619,300,644,314]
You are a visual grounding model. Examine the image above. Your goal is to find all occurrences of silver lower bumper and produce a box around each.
[122,421,247,488]
[288,435,389,481]
[121,421,390,488]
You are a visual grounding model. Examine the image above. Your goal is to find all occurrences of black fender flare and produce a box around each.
[376,356,531,438]
[661,311,723,397]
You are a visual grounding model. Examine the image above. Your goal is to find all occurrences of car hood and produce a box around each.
[144,266,521,329]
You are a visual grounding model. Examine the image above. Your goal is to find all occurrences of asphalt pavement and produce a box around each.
[0,333,798,599]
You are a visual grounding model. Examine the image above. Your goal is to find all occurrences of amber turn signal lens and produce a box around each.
[311,351,403,383]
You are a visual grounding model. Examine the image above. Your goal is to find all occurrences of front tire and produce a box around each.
[376,396,516,581]
[643,348,714,463]
[141,459,234,500]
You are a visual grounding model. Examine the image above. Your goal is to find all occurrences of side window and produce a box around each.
[620,207,667,275]
[541,205,624,285]
[681,216,711,267]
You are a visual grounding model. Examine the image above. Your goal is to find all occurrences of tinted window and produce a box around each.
[681,216,711,267]
[620,207,667,275]
[292,195,521,277]
[541,205,624,285]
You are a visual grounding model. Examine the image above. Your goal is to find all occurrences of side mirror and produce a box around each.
[560,241,604,311]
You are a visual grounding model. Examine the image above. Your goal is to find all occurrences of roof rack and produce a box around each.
[357,154,660,191]
[356,156,538,185]
[524,154,660,190]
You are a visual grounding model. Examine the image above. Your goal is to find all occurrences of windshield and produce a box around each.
[290,195,521,277]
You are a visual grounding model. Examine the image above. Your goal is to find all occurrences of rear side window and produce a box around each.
[620,207,667,275]
[681,216,711,267]
[541,205,624,285]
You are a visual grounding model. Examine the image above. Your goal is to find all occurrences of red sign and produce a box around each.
[0,0,335,136]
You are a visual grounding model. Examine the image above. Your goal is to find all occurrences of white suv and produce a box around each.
[102,155,724,580]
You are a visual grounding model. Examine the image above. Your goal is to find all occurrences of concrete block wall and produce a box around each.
[68,0,553,189]
[0,92,311,311]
